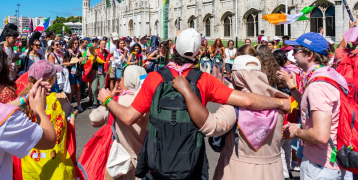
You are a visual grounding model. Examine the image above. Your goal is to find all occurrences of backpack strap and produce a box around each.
[186,68,203,84]
[157,67,174,82]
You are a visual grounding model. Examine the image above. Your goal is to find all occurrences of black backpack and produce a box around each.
[135,67,209,180]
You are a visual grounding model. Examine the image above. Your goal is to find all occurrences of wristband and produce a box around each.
[293,128,298,138]
[278,98,284,109]
[71,114,76,118]
[105,97,113,107]
[103,95,113,106]
[24,94,29,102]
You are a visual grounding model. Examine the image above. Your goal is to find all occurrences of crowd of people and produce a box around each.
[0,17,358,180]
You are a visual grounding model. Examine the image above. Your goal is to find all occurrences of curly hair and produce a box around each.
[256,45,284,89]
[129,43,143,54]
[160,41,170,63]
[273,50,288,67]
[212,38,223,53]
[68,39,79,50]
[237,45,256,56]
[172,49,199,66]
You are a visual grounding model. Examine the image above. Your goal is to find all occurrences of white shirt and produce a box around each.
[225,48,237,64]
[0,110,43,180]
[113,49,127,68]
[4,46,15,81]
[47,40,53,48]
[106,41,117,54]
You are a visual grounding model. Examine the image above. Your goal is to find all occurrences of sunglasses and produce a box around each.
[34,44,41,47]
[54,44,59,46]
[293,48,305,54]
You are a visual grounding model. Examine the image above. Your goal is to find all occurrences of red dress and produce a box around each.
[0,84,18,104]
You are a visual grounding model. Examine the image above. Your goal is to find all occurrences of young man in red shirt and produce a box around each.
[98,28,290,127]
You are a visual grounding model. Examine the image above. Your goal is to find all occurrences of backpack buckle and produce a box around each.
[170,120,177,126]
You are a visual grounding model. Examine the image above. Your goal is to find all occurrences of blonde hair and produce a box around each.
[19,76,55,97]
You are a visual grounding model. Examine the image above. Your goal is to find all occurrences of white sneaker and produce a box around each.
[77,105,83,112]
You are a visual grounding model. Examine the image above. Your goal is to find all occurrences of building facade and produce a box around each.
[63,22,83,35]
[83,0,354,42]
[3,16,18,28]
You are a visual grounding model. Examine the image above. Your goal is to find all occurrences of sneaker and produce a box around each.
[92,104,98,109]
[77,105,83,112]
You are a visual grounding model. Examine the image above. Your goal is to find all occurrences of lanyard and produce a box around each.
[303,65,324,90]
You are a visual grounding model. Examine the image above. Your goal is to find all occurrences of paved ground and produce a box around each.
[73,96,300,179]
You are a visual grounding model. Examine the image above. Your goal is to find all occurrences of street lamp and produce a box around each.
[16,4,21,29]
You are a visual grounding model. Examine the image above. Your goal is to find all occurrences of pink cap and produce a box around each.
[28,60,63,81]
[280,46,294,51]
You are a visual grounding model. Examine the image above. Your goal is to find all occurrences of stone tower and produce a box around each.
[82,0,90,36]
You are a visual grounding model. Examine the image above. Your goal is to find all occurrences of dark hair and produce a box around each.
[0,49,15,87]
[318,27,323,33]
[5,29,19,38]
[172,49,199,66]
[261,30,265,34]
[268,41,274,46]
[103,37,108,42]
[116,39,125,49]
[80,39,85,44]
[99,40,107,45]
[245,39,251,43]
[273,50,288,67]
[160,41,170,64]
[329,43,335,53]
[227,40,234,47]
[68,39,79,50]
[46,31,54,38]
[282,36,290,40]
[256,45,283,88]
[129,43,142,54]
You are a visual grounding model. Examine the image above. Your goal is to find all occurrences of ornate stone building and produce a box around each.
[83,0,356,42]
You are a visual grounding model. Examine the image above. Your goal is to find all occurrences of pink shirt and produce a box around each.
[301,81,340,170]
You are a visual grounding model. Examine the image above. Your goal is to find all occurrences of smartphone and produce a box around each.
[224,77,232,83]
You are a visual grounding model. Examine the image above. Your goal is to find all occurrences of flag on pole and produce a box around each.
[113,0,120,6]
[262,5,315,25]
[30,18,33,32]
[5,17,8,25]
[34,17,51,31]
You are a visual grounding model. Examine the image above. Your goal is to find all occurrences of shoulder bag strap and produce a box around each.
[53,52,65,76]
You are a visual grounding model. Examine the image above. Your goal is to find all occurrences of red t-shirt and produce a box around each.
[131,68,234,114]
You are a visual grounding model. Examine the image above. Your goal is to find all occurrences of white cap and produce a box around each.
[111,32,119,40]
[286,50,296,63]
[175,28,201,61]
[329,40,335,44]
[97,36,103,40]
[232,55,261,71]
[130,42,136,48]
[260,36,268,43]
[273,36,280,41]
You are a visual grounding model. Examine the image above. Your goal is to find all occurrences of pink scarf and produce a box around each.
[303,65,348,92]
[118,89,136,96]
[281,64,301,75]
[166,62,195,75]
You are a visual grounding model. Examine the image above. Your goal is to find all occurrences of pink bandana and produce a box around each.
[166,62,195,75]
[118,89,136,96]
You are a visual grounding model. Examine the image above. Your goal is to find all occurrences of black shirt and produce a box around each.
[93,50,108,71]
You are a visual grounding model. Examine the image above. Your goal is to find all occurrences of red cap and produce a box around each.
[28,60,63,81]
[122,37,127,40]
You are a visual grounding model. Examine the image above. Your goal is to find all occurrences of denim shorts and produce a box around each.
[69,73,81,85]
[225,63,233,71]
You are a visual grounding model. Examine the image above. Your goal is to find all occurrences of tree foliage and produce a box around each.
[53,16,82,24]
[46,23,72,34]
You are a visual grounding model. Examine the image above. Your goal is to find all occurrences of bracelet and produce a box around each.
[289,86,298,92]
[105,97,113,107]
[19,96,28,108]
[103,95,113,106]
[24,94,29,102]
[293,128,299,138]
[71,114,76,118]
[278,98,284,109]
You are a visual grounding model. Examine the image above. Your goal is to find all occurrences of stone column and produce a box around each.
[252,14,257,38]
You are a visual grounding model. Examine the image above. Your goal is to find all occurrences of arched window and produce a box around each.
[326,6,335,36]
[224,17,231,37]
[205,18,211,37]
[273,5,291,36]
[129,20,134,37]
[189,19,194,28]
[247,15,258,36]
[310,7,323,33]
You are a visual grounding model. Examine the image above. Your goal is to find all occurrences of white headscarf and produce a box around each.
[123,65,147,91]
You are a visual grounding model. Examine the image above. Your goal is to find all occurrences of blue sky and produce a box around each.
[0,0,104,20]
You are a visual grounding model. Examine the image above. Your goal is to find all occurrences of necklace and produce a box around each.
[69,49,80,57]
[303,65,324,90]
